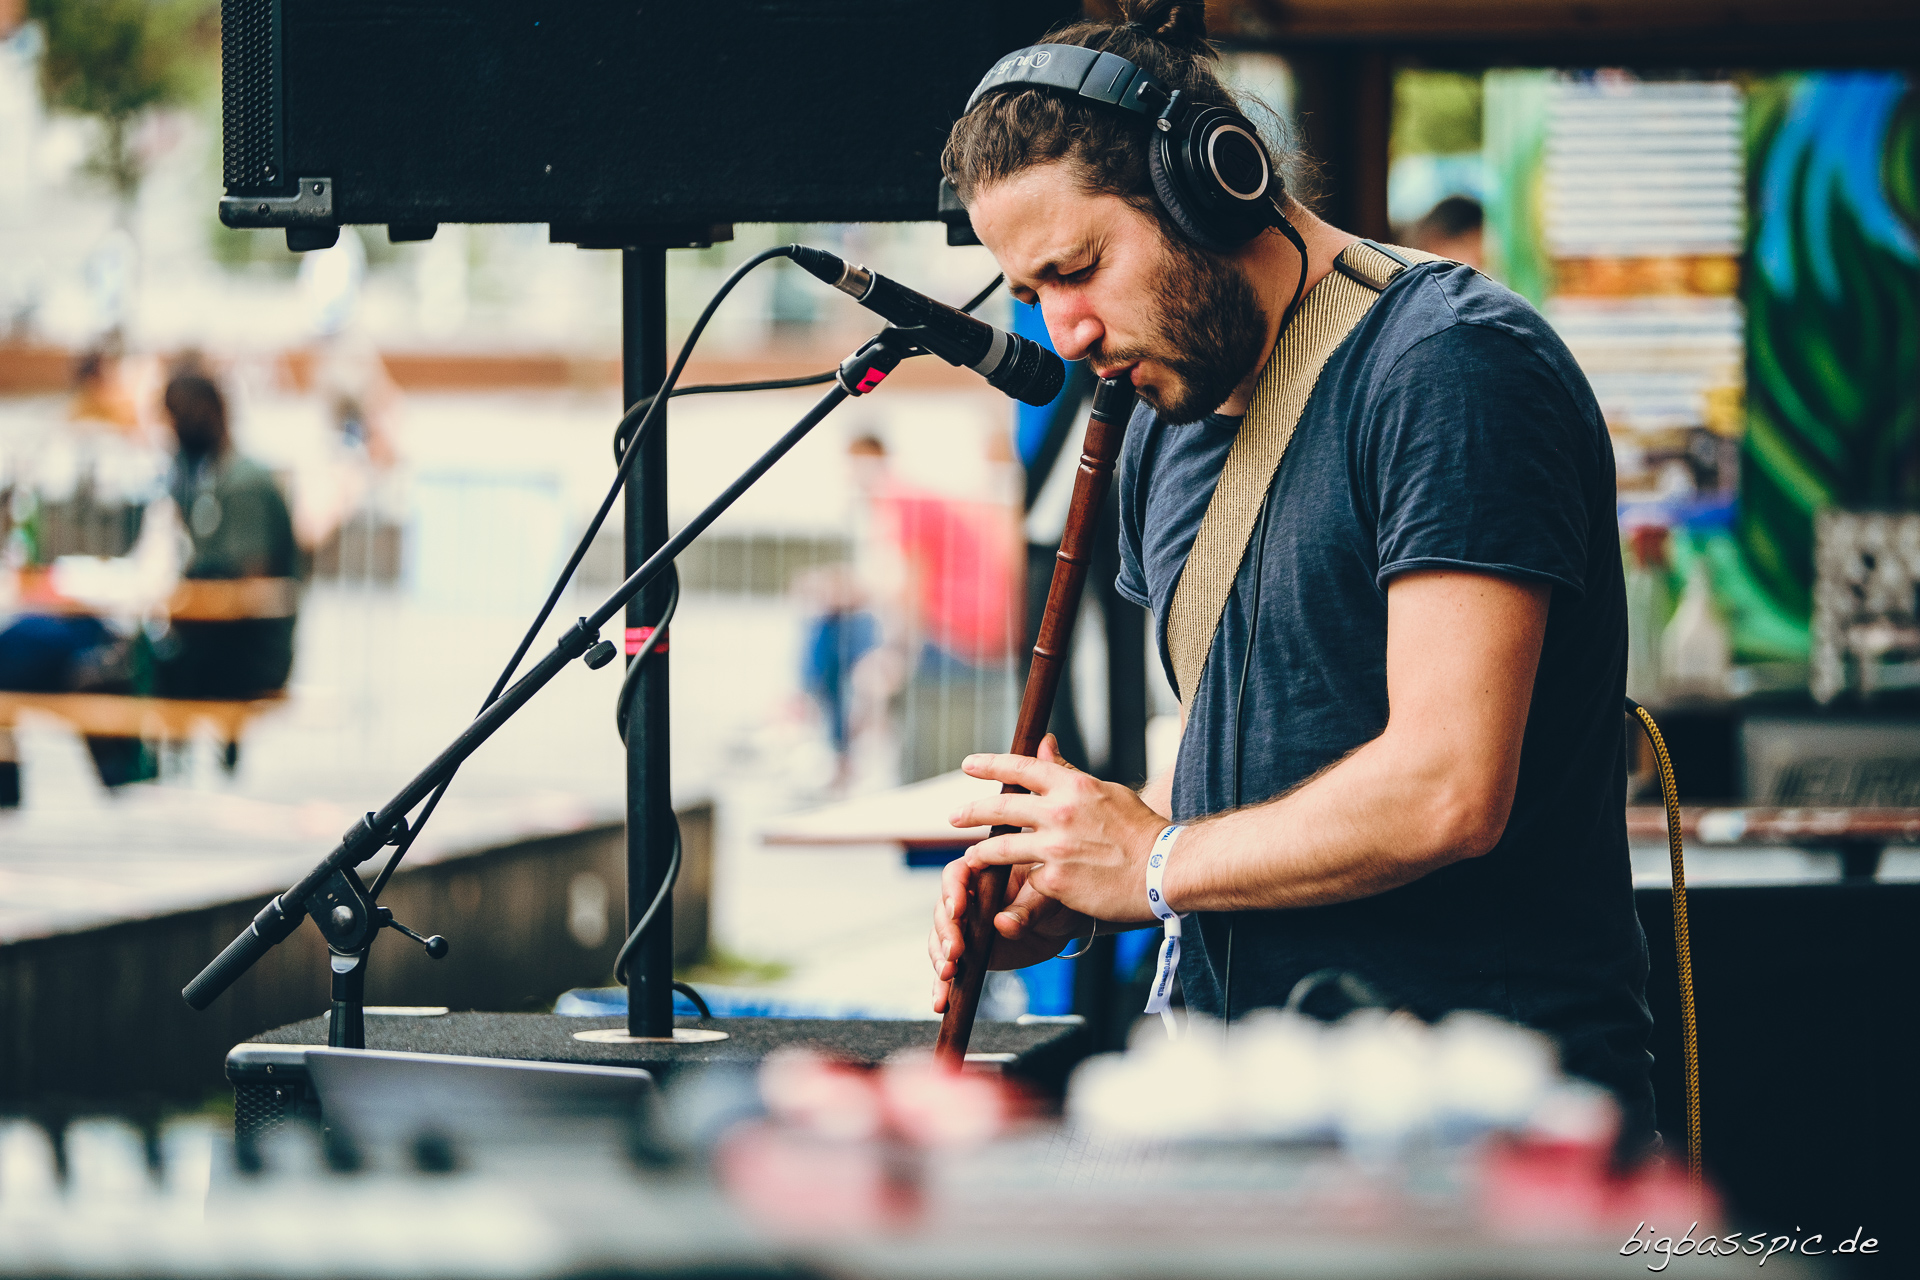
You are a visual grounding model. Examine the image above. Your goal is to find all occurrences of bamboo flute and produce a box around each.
[935,375,1140,1065]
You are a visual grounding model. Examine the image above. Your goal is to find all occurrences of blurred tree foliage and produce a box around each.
[1391,70,1482,159]
[28,0,218,208]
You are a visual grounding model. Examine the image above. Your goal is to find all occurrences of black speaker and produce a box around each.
[218,0,1077,246]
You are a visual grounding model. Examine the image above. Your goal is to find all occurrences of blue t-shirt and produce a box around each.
[1116,260,1653,1136]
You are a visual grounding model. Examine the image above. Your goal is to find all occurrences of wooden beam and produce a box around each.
[1212,0,1913,41]
[1286,48,1393,241]
[1209,0,1920,64]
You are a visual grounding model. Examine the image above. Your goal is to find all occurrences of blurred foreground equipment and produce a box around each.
[0,1029,1834,1280]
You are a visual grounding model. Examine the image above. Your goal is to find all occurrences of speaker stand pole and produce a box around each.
[611,226,731,1041]
[621,245,674,1040]
[328,945,367,1049]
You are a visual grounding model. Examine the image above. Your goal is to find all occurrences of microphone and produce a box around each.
[789,246,1066,406]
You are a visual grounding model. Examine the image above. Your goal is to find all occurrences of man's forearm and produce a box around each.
[1161,730,1510,914]
[950,571,1545,933]
[1153,571,1545,917]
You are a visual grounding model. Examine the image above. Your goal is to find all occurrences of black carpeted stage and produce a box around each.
[232,1011,1089,1137]
[246,1011,1086,1076]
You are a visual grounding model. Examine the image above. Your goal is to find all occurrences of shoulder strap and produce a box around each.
[1164,241,1443,712]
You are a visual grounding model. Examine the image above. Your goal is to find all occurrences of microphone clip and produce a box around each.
[836,328,919,397]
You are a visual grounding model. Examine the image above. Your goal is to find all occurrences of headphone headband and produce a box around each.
[959,41,1287,256]
[965,43,1169,119]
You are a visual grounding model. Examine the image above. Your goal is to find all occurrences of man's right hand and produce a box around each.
[928,852,1092,1014]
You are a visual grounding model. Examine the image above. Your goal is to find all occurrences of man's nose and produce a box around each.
[1044,303,1103,363]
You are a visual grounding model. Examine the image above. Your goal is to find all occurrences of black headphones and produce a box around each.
[962,42,1288,254]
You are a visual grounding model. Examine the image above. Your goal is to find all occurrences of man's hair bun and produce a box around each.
[1115,0,1211,51]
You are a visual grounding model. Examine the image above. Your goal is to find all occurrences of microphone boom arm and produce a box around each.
[183,329,920,1011]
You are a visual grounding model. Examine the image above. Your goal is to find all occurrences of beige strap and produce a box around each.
[1165,241,1443,710]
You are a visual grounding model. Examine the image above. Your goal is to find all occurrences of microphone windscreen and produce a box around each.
[990,333,1068,407]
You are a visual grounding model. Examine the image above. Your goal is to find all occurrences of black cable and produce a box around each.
[366,246,801,902]
[602,564,696,1011]
[370,262,1005,927]
[605,561,687,1000]
[616,565,679,744]
[1223,492,1271,1029]
[961,273,1006,315]
[672,980,711,1019]
[1231,495,1271,811]
[597,273,1016,1013]
[613,820,681,986]
[1272,206,1311,340]
[610,274,1006,460]
[1217,221,1309,1026]
[614,375,839,460]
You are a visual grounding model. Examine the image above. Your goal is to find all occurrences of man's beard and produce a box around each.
[1098,232,1269,423]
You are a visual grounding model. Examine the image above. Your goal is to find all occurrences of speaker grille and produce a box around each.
[232,1079,316,1142]
[222,0,281,192]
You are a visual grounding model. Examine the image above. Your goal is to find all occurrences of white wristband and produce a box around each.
[1145,823,1183,922]
[1143,825,1187,1034]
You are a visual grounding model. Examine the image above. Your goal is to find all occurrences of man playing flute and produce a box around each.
[928,0,1654,1149]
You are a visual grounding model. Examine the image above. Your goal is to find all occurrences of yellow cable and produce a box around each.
[1628,699,1701,1194]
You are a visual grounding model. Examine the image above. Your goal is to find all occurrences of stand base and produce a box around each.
[573,1027,730,1045]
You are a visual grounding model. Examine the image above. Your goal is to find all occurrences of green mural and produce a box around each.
[1481,70,1553,306]
[1741,72,1920,627]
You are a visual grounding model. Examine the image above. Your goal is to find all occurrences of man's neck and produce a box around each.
[1218,206,1360,416]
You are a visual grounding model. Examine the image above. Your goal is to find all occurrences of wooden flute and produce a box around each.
[935,374,1140,1064]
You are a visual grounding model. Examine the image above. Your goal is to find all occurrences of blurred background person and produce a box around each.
[846,431,1020,782]
[0,367,300,805]
[7,342,164,564]
[1407,193,1486,270]
[794,561,881,795]
[153,369,301,699]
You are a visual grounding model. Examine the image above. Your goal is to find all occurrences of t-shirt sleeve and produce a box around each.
[1113,403,1154,609]
[1368,322,1593,596]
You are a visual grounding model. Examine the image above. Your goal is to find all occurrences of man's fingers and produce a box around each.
[928,920,960,976]
[995,892,1034,939]
[949,792,1046,832]
[963,831,1045,868]
[931,858,971,983]
[960,750,1071,795]
[996,877,1061,939]
[941,853,972,904]
[1001,875,1054,922]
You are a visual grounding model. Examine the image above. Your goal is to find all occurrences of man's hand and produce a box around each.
[926,735,1166,1013]
[959,733,1167,918]
[927,857,1090,1014]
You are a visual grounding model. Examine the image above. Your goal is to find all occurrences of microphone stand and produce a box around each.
[182,326,926,1044]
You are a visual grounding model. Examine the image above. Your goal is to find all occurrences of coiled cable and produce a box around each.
[1627,697,1701,1192]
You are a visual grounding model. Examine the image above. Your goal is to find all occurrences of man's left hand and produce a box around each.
[949,734,1168,926]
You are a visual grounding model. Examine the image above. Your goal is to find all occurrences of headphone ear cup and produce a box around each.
[1150,131,1244,254]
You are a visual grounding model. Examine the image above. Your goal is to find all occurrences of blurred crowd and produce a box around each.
[0,287,401,802]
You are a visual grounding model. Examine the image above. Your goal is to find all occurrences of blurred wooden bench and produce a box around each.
[0,690,289,772]
[163,577,299,621]
[2,573,299,777]
[7,570,298,622]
